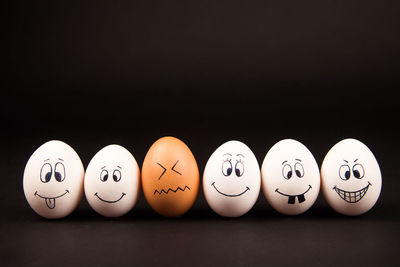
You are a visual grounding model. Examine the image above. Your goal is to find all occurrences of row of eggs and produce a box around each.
[23,137,382,219]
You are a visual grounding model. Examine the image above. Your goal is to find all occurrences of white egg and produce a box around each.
[321,138,382,216]
[23,140,85,219]
[261,139,320,215]
[84,145,140,217]
[203,141,260,217]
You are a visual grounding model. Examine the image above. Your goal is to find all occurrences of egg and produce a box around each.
[321,138,382,216]
[261,139,320,215]
[23,140,84,219]
[84,145,140,217]
[141,137,199,217]
[203,141,260,217]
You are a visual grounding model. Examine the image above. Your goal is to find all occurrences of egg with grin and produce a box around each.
[141,137,199,217]
[203,140,261,217]
[23,140,85,219]
[84,145,140,217]
[321,138,382,216]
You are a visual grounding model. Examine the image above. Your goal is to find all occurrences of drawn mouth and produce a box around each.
[154,185,191,195]
[211,182,250,197]
[94,192,126,203]
[333,182,371,203]
[34,190,69,209]
[275,185,312,204]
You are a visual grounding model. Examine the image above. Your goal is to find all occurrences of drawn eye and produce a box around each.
[339,165,351,180]
[282,164,292,179]
[352,163,365,179]
[222,160,232,176]
[100,169,108,182]
[113,169,122,182]
[235,161,244,177]
[294,162,304,178]
[171,160,182,175]
[40,163,52,183]
[156,163,166,180]
[54,162,65,182]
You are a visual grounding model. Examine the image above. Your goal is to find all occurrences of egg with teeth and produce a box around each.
[203,140,261,217]
[261,139,320,215]
[141,137,199,217]
[84,145,140,217]
[23,140,85,219]
[321,138,382,216]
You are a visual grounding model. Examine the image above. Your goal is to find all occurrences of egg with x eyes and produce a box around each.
[261,139,320,215]
[84,145,140,217]
[203,140,261,217]
[141,137,199,217]
[23,140,85,219]
[321,138,382,216]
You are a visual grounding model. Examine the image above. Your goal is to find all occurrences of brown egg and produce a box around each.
[142,136,199,217]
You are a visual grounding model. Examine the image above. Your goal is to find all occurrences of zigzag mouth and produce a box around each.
[211,182,250,197]
[154,185,191,195]
[333,182,371,203]
[94,192,126,203]
[34,189,69,209]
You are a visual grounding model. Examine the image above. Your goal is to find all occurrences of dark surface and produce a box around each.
[2,1,400,266]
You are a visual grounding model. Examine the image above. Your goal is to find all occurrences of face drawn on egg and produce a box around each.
[84,145,140,217]
[142,137,199,217]
[261,139,320,215]
[203,141,261,217]
[23,140,84,219]
[321,139,382,216]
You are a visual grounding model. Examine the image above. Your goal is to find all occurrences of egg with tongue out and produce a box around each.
[23,140,85,219]
[321,138,382,216]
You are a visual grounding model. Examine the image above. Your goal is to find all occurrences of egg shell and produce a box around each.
[84,145,140,217]
[203,140,261,217]
[141,136,199,217]
[321,138,382,216]
[261,139,320,215]
[23,140,84,219]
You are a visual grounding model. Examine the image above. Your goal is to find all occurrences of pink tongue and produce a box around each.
[45,198,56,209]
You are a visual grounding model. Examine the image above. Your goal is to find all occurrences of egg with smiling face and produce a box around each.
[84,145,140,217]
[321,138,382,216]
[142,137,199,217]
[23,140,85,219]
[261,139,320,215]
[203,141,261,217]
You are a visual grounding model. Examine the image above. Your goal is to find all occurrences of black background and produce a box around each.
[2,1,400,266]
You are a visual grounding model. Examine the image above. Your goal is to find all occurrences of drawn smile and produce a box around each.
[154,185,191,195]
[34,189,69,209]
[333,182,371,203]
[94,192,126,203]
[211,182,250,197]
[275,185,312,204]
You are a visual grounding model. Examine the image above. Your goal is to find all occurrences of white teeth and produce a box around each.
[334,183,371,203]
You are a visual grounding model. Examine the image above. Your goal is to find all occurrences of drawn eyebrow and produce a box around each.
[58,158,64,161]
[295,158,302,162]
[354,159,359,162]
[223,153,232,157]
[101,166,106,169]
[43,158,50,162]
[282,160,288,165]
[117,166,122,169]
[237,154,245,157]
[343,160,349,163]
[156,163,167,180]
[171,160,182,175]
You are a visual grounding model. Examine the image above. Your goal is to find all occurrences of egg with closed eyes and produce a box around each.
[84,145,140,217]
[23,140,85,219]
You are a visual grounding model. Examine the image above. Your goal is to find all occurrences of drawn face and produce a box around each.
[23,140,84,219]
[141,137,199,217]
[84,145,140,217]
[203,141,260,217]
[321,139,382,216]
[261,139,320,215]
